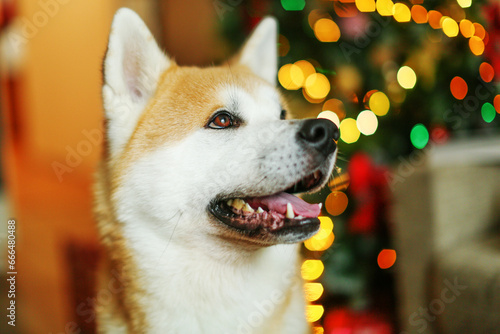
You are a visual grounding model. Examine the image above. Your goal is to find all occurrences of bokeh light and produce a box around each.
[363,89,378,109]
[376,0,393,16]
[301,260,324,280]
[278,64,303,90]
[369,91,390,116]
[334,1,358,18]
[450,76,468,100]
[494,95,500,114]
[355,0,375,12]
[314,18,341,42]
[411,5,428,24]
[312,327,324,334]
[295,60,316,81]
[481,102,496,123]
[328,172,350,192]
[306,305,324,323]
[317,111,340,128]
[304,283,324,302]
[278,35,290,57]
[393,3,411,22]
[325,191,348,216]
[305,73,331,99]
[323,98,346,120]
[410,123,429,149]
[479,62,495,82]
[303,89,325,104]
[308,9,331,29]
[377,249,397,269]
[397,66,417,89]
[356,110,378,135]
[304,232,335,251]
[459,19,475,38]
[281,0,306,11]
[473,23,486,39]
[339,118,360,144]
[428,10,442,29]
[469,36,485,56]
[442,17,459,37]
[457,0,471,8]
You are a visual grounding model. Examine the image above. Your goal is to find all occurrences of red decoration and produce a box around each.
[324,308,393,334]
[484,1,500,81]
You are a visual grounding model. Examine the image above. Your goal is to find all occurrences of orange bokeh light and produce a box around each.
[428,10,443,29]
[314,18,341,42]
[479,62,495,83]
[494,95,500,114]
[450,76,468,100]
[473,22,486,39]
[459,19,475,38]
[411,5,428,24]
[325,191,348,216]
[469,36,485,56]
[323,98,346,120]
[377,249,397,269]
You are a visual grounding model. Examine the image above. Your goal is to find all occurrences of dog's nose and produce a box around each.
[297,119,339,156]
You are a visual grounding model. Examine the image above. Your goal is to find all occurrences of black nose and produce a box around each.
[297,119,339,156]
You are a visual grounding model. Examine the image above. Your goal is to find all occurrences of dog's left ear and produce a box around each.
[232,17,277,85]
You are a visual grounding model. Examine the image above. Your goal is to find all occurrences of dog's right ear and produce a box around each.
[102,8,170,156]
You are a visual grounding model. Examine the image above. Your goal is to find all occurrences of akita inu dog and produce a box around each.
[94,8,339,333]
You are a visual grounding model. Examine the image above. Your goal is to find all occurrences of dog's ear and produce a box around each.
[232,17,277,85]
[102,8,170,155]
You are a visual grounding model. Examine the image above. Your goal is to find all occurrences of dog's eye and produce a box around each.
[280,110,287,120]
[207,112,234,129]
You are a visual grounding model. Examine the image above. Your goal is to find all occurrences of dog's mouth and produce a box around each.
[208,170,326,244]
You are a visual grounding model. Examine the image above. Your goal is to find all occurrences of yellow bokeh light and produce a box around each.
[304,283,324,302]
[278,64,303,90]
[303,89,325,104]
[295,60,316,81]
[312,327,324,334]
[355,0,376,12]
[305,73,331,99]
[442,17,459,37]
[318,216,334,236]
[376,0,394,16]
[339,118,360,144]
[306,305,325,323]
[457,0,471,9]
[460,19,475,38]
[356,110,379,135]
[301,260,324,281]
[317,111,340,128]
[369,91,390,116]
[393,3,411,22]
[469,36,485,56]
[314,19,341,42]
[304,231,335,251]
[397,65,417,89]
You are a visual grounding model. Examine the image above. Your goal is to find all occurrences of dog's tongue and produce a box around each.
[247,192,321,218]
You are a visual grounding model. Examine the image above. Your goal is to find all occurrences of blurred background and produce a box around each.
[0,0,499,333]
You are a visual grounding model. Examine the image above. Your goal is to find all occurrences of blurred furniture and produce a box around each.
[392,136,500,334]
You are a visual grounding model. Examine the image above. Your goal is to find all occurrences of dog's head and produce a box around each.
[102,9,339,247]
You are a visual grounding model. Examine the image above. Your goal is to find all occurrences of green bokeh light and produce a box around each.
[281,0,306,11]
[410,124,429,149]
[481,102,496,123]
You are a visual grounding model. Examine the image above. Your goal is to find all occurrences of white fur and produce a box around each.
[102,8,169,157]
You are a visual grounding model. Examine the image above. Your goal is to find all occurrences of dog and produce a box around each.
[94,8,339,333]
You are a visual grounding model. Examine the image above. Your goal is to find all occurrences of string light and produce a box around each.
[469,36,485,56]
[278,35,290,57]
[456,0,472,9]
[428,10,443,29]
[410,123,429,149]
[355,0,376,12]
[442,17,459,37]
[339,118,360,144]
[459,19,475,38]
[356,110,379,135]
[411,5,428,24]
[301,260,324,280]
[295,60,316,80]
[393,3,411,22]
[323,98,346,120]
[377,249,397,269]
[325,191,348,215]
[305,73,331,99]
[376,0,394,16]
[397,66,417,89]
[481,102,496,123]
[473,23,486,39]
[450,76,468,100]
[278,64,303,90]
[306,305,324,323]
[479,62,495,83]
[369,91,390,116]
[317,111,340,128]
[314,18,341,42]
[281,0,306,11]
[494,95,500,114]
[304,283,325,302]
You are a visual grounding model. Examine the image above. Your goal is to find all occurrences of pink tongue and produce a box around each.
[247,192,321,218]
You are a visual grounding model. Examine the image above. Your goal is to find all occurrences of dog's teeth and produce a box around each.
[243,203,254,213]
[232,199,246,210]
[256,207,264,213]
[296,215,304,219]
[318,203,323,210]
[286,203,295,219]
[227,199,233,206]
